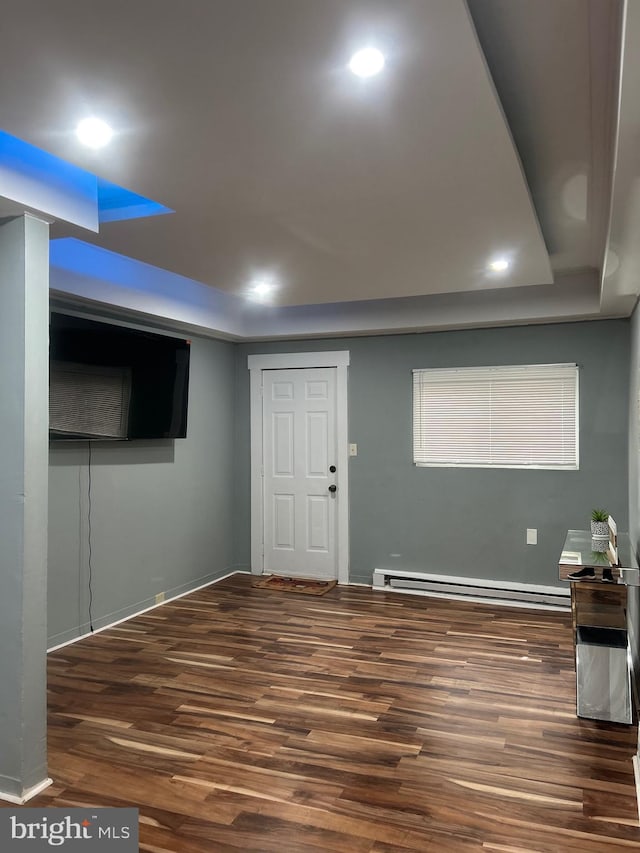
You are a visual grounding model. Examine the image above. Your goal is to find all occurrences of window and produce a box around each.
[412,363,579,469]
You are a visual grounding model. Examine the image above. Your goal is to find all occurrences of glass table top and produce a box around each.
[559,529,638,585]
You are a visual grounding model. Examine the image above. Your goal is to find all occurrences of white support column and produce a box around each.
[0,214,51,802]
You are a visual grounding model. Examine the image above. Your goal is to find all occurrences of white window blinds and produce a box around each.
[412,363,579,469]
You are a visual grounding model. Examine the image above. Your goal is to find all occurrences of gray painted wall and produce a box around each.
[48,334,241,647]
[48,317,631,647]
[627,304,639,685]
[236,320,630,587]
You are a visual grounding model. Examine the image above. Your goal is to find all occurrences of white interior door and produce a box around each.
[262,367,337,579]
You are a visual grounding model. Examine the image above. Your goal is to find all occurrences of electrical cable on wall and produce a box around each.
[87,441,94,633]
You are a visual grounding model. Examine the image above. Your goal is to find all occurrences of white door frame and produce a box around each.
[248,351,350,584]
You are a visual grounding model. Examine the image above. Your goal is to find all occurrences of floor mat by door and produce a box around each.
[252,575,337,595]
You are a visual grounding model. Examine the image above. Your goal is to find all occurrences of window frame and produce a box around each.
[412,362,579,471]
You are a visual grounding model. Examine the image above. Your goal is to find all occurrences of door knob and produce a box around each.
[328,484,337,493]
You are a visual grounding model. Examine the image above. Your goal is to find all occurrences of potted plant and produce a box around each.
[591,508,609,539]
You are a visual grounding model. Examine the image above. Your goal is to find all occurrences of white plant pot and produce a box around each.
[591,520,609,538]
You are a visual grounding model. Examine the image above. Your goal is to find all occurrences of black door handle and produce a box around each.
[328,484,337,493]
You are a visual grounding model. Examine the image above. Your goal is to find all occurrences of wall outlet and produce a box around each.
[155,592,165,605]
[349,443,358,456]
[526,528,538,545]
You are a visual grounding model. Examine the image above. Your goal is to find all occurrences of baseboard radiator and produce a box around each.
[372,568,570,610]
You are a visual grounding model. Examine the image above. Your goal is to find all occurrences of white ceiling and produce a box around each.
[2,0,636,338]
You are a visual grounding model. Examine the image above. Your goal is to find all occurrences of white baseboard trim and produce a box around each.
[0,777,52,805]
[48,568,249,652]
[372,568,570,611]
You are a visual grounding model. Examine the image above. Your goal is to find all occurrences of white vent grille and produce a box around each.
[50,361,132,439]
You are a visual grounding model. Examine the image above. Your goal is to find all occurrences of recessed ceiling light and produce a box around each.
[488,257,510,273]
[76,117,114,149]
[247,277,278,302]
[252,281,272,297]
[348,48,385,78]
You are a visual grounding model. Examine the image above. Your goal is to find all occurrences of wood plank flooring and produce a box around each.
[10,574,640,851]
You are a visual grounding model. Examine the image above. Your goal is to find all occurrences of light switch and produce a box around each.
[349,443,358,456]
[526,528,537,545]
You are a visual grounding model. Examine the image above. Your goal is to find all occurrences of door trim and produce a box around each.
[248,351,350,584]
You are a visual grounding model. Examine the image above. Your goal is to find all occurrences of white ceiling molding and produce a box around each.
[601,0,640,315]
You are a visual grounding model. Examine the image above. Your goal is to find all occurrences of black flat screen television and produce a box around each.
[49,312,190,441]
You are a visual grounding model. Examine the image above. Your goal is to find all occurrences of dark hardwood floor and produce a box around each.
[14,574,640,850]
